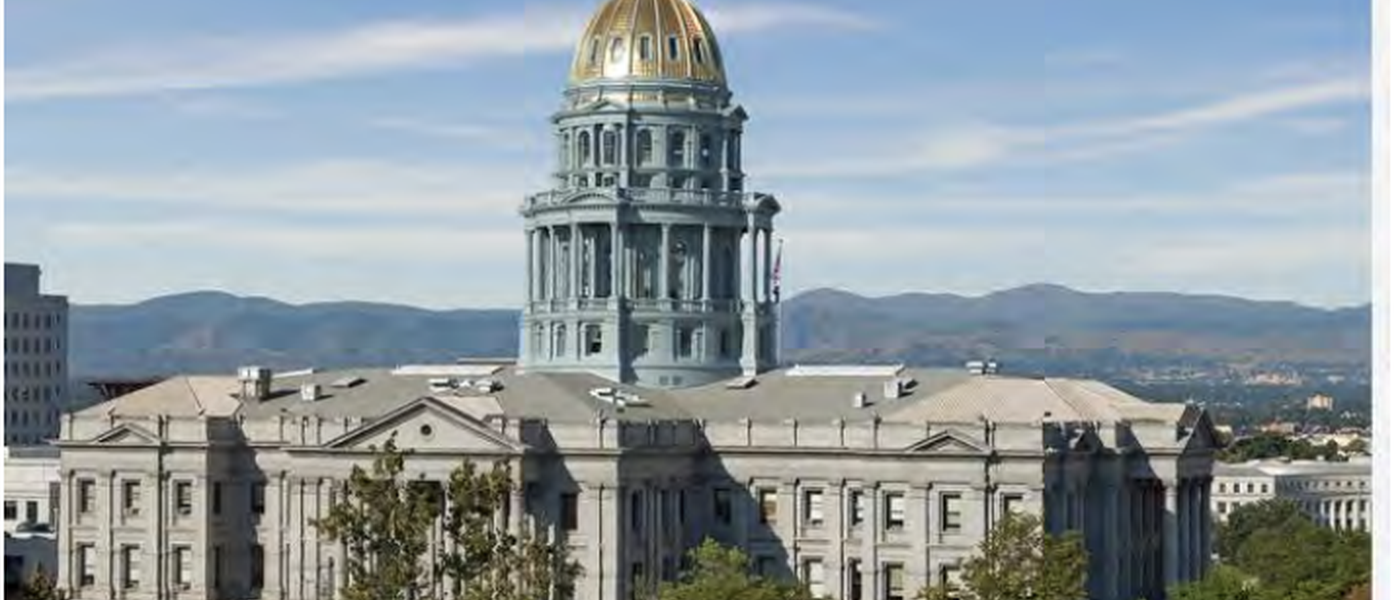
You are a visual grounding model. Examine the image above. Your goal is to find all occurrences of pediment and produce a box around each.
[563,191,618,205]
[1180,411,1225,451]
[90,423,161,446]
[906,429,989,455]
[323,397,522,454]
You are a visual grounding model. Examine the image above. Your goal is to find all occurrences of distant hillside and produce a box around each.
[69,286,1369,380]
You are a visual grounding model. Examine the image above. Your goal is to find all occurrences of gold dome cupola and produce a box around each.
[569,0,727,87]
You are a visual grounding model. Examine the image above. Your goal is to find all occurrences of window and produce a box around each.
[941,494,963,532]
[850,490,867,528]
[252,483,266,518]
[638,35,653,61]
[176,481,194,516]
[883,563,905,600]
[122,480,142,516]
[173,546,192,589]
[802,559,826,598]
[718,328,732,358]
[122,545,141,589]
[1261,484,1269,494]
[636,129,654,165]
[1246,483,1255,494]
[251,544,265,590]
[692,38,706,64]
[3,501,15,521]
[668,130,686,167]
[584,324,603,356]
[78,545,96,587]
[940,565,961,589]
[759,488,778,525]
[603,130,618,165]
[555,325,568,358]
[849,560,864,600]
[212,482,223,515]
[609,37,625,63]
[714,488,733,525]
[667,36,680,61]
[884,492,905,531]
[676,325,695,358]
[1001,494,1023,516]
[1232,483,1240,494]
[562,493,579,532]
[78,479,96,514]
[699,134,713,168]
[578,131,592,166]
[803,489,825,527]
[213,546,224,589]
[25,501,38,523]
[588,37,601,66]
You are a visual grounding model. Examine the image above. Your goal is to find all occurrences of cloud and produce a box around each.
[367,117,538,149]
[7,159,536,217]
[7,3,878,102]
[758,76,1370,177]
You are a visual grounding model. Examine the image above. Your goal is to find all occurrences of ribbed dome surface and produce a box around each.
[569,0,727,86]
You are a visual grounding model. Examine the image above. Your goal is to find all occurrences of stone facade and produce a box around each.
[1212,458,1372,532]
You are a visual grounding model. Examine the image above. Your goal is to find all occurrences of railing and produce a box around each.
[526,298,745,314]
[523,187,747,211]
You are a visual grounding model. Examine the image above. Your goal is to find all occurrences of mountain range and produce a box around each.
[69,284,1370,382]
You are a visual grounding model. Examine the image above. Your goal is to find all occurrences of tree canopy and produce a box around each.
[657,538,822,600]
[312,435,578,600]
[919,512,1088,600]
[18,566,63,600]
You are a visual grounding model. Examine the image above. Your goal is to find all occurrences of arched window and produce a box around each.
[560,133,570,168]
[667,36,680,61]
[554,325,568,358]
[588,37,601,66]
[578,131,592,166]
[533,324,545,355]
[638,35,654,61]
[602,130,618,165]
[693,38,706,64]
[668,130,686,167]
[699,134,713,168]
[636,129,654,165]
[610,37,626,63]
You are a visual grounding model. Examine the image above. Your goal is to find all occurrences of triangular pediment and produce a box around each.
[90,423,161,446]
[1180,411,1225,451]
[906,429,989,455]
[323,397,522,454]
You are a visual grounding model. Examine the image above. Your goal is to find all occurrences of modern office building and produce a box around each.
[1212,458,1371,532]
[53,2,1221,600]
[4,262,70,447]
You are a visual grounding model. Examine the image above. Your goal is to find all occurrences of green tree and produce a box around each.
[1210,499,1370,600]
[18,566,64,600]
[313,435,579,600]
[658,538,820,600]
[1168,565,1260,600]
[918,512,1088,600]
[1213,499,1312,565]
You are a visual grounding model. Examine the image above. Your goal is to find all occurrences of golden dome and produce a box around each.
[569,0,727,86]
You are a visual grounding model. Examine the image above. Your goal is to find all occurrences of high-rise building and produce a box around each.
[4,263,69,446]
[54,2,1221,600]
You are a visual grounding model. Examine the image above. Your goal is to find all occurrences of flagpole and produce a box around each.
[773,238,784,368]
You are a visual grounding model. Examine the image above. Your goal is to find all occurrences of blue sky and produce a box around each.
[5,0,1371,308]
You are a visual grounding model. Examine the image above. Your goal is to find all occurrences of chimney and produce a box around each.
[237,366,273,401]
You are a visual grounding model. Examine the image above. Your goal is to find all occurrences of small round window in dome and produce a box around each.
[420,424,433,438]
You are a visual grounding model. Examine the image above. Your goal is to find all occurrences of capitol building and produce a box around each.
[54,1,1220,600]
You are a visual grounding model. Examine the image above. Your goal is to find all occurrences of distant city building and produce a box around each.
[3,446,61,584]
[1212,458,1371,532]
[51,2,1223,600]
[4,263,69,446]
[1259,421,1299,435]
[1305,393,1335,411]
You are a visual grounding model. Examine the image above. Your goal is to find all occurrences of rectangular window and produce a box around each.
[885,492,905,531]
[3,501,15,521]
[252,483,266,517]
[122,545,141,589]
[584,324,603,356]
[1246,483,1255,494]
[173,546,192,589]
[78,544,96,587]
[676,326,695,358]
[1002,493,1023,516]
[251,544,265,590]
[78,480,95,514]
[941,494,963,532]
[175,481,194,516]
[122,480,142,516]
[940,565,960,588]
[759,488,778,525]
[638,35,654,61]
[803,489,825,527]
[25,501,38,523]
[884,563,905,600]
[562,493,579,532]
[714,488,732,525]
[803,559,826,598]
[851,490,867,528]
[212,481,223,515]
[849,560,863,600]
[213,546,224,589]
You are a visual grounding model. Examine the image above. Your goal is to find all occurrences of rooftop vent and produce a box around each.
[590,387,650,408]
[883,379,905,400]
[300,384,322,402]
[966,360,999,376]
[237,366,273,401]
[852,391,868,409]
[331,376,365,389]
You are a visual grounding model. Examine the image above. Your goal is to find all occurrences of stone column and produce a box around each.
[612,223,623,301]
[701,225,713,302]
[747,218,759,304]
[526,228,536,303]
[762,228,773,304]
[910,484,931,590]
[1163,481,1180,589]
[660,224,672,301]
[1104,480,1121,597]
[1202,478,1214,570]
[571,223,582,301]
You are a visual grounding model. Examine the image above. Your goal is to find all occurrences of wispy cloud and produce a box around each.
[758,76,1369,177]
[7,3,878,102]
